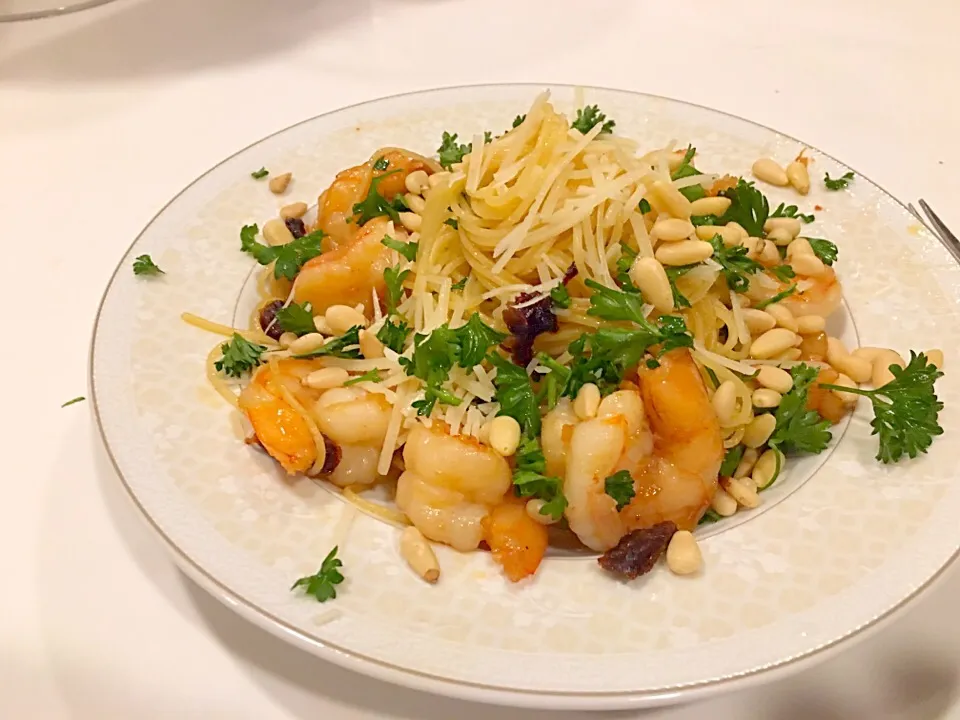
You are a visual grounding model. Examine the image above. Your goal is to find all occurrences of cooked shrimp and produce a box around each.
[312,388,392,487]
[746,267,842,318]
[239,361,319,474]
[396,425,512,552]
[482,500,548,582]
[618,349,724,532]
[541,398,578,478]
[315,148,435,247]
[292,216,395,318]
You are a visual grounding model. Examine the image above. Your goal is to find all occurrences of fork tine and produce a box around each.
[918,199,960,246]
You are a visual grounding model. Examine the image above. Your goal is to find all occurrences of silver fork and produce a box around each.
[908,199,960,264]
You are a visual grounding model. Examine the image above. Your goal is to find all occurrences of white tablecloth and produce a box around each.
[3,1,960,717]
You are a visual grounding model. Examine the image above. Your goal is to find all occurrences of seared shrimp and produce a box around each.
[239,361,319,474]
[313,388,392,488]
[541,398,578,478]
[315,148,434,247]
[618,349,723,532]
[482,500,548,582]
[746,267,842,318]
[292,216,395,318]
[396,425,512,552]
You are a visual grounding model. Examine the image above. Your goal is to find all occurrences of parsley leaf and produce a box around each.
[615,243,640,291]
[251,167,269,180]
[770,264,797,282]
[450,277,467,291]
[691,214,720,227]
[274,301,316,336]
[768,364,833,454]
[550,284,572,309]
[754,284,797,310]
[511,435,567,520]
[372,156,389,171]
[61,396,86,408]
[292,326,362,359]
[806,237,838,266]
[671,146,706,201]
[488,352,542,436]
[437,132,471,169]
[133,254,164,276]
[352,171,407,225]
[376,316,410,353]
[456,314,506,368]
[638,198,652,214]
[770,202,815,224]
[215,333,266,377]
[240,224,323,280]
[401,326,462,416]
[708,234,763,292]
[345,369,382,386]
[291,546,344,603]
[444,218,460,230]
[512,114,526,128]
[821,352,943,463]
[585,278,646,325]
[665,264,698,309]
[719,445,744,477]
[604,470,636,510]
[719,179,770,238]
[383,265,410,314]
[571,105,615,135]
[381,235,418,262]
[699,508,723,525]
[824,171,855,191]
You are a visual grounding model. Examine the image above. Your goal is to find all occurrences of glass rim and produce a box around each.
[0,0,117,23]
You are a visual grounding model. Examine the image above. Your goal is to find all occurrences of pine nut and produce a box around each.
[752,158,789,186]
[652,217,695,242]
[777,348,803,361]
[666,531,702,576]
[400,526,440,583]
[791,253,826,277]
[288,333,327,355]
[720,476,761,508]
[313,315,332,335]
[359,329,384,359]
[280,202,309,220]
[404,170,429,195]
[787,238,813,258]
[767,227,794,247]
[695,225,740,246]
[740,476,759,494]
[833,353,872,384]
[629,257,674,312]
[872,350,906,387]
[325,305,367,335]
[489,416,522,457]
[526,499,558,525]
[262,218,294,247]
[751,328,800,359]
[926,348,944,369]
[427,171,449,189]
[712,380,738,425]
[751,448,781,489]
[574,383,601,420]
[650,180,693,219]
[825,337,849,365]
[711,487,738,516]
[269,172,292,194]
[690,196,732,216]
[756,366,793,394]
[765,304,798,333]
[742,308,777,334]
[852,346,884,363]
[315,387,363,409]
[742,236,761,260]
[399,212,422,232]
[786,161,811,195]
[831,373,860,405]
[404,193,426,214]
[734,447,759,479]
[279,331,298,349]
[655,239,714,266]
[796,315,826,334]
[725,222,749,240]
[743,413,776,448]
[758,240,780,265]
[304,367,349,390]
[764,217,802,238]
[752,388,782,408]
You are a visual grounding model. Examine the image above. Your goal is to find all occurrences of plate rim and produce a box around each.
[88,82,960,709]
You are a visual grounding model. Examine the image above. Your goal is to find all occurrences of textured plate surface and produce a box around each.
[91,85,960,710]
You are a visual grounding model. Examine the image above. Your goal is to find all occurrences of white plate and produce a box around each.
[91,84,960,710]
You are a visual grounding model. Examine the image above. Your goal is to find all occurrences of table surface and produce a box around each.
[3,1,960,717]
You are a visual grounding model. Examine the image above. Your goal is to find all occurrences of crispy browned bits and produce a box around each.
[503,293,558,366]
[258,299,285,340]
[315,436,341,475]
[284,217,307,239]
[598,521,678,579]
